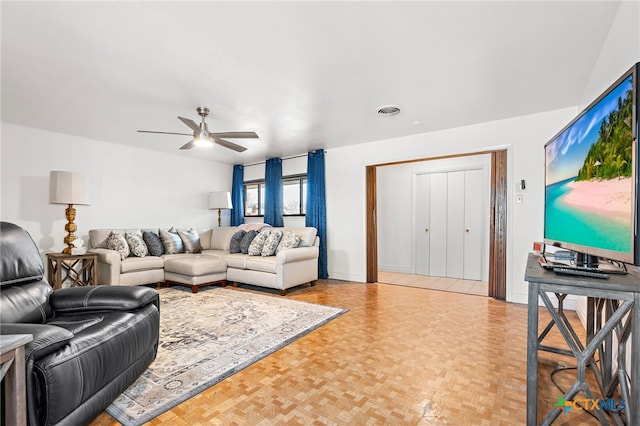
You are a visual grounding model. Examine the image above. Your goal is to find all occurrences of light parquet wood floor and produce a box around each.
[91,279,599,425]
[377,271,488,296]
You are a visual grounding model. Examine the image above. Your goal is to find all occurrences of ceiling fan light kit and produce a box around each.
[138,107,258,152]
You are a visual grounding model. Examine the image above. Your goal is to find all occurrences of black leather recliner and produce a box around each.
[0,222,160,426]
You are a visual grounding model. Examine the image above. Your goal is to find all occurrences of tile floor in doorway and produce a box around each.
[377,271,488,296]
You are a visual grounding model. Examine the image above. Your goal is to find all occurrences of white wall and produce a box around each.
[325,107,578,304]
[376,154,491,280]
[1,123,232,253]
[574,0,640,324]
[579,1,640,110]
[325,0,639,305]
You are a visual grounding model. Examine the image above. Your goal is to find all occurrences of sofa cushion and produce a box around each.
[89,228,140,249]
[261,230,283,257]
[246,256,277,274]
[229,230,245,254]
[221,253,248,269]
[199,229,212,250]
[177,228,202,254]
[143,231,164,257]
[125,232,148,257]
[164,256,226,276]
[209,227,238,251]
[120,256,165,273]
[285,227,317,247]
[239,230,258,254]
[159,229,183,254]
[277,231,301,253]
[106,232,130,260]
[248,230,270,256]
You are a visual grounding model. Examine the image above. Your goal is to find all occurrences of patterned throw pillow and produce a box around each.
[247,230,271,256]
[125,232,148,257]
[159,228,183,254]
[277,231,301,254]
[106,231,130,260]
[177,228,202,254]
[143,231,164,256]
[229,230,246,254]
[261,230,283,257]
[239,230,258,254]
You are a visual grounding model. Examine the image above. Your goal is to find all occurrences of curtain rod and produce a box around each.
[243,150,326,167]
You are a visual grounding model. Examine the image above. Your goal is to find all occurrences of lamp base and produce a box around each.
[62,204,77,254]
[217,209,222,227]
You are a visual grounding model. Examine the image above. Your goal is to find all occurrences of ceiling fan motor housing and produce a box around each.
[197,107,210,118]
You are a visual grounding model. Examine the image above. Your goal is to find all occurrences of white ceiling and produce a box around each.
[1,1,623,165]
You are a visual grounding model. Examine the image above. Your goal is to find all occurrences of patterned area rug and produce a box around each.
[106,287,347,425]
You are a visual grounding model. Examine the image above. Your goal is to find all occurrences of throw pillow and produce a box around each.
[247,230,270,256]
[277,231,301,254]
[159,228,183,254]
[178,228,202,254]
[106,231,130,260]
[229,230,246,254]
[239,230,258,254]
[125,232,148,257]
[261,230,283,257]
[143,231,164,256]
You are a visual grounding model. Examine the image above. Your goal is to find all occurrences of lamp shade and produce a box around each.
[208,191,232,210]
[49,171,90,205]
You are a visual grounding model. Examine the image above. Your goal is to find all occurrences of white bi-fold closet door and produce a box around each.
[415,169,484,280]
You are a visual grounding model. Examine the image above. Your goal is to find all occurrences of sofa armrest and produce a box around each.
[50,286,160,314]
[89,248,120,265]
[1,323,73,360]
[88,248,121,285]
[276,246,319,264]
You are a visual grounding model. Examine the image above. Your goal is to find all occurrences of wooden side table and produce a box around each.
[0,334,33,426]
[46,252,98,289]
[525,253,640,425]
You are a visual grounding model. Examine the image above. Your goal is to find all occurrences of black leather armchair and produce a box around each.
[0,222,160,426]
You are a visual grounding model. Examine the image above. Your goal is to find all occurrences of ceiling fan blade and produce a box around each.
[210,131,258,139]
[138,130,192,136]
[178,116,200,132]
[213,138,247,152]
[179,140,195,150]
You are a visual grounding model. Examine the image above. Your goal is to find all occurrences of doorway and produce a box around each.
[366,150,507,300]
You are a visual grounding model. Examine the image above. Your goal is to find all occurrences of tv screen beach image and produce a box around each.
[545,75,634,255]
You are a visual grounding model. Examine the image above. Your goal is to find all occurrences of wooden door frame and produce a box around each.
[365,149,507,300]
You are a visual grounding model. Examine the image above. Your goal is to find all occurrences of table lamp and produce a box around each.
[49,171,90,254]
[208,191,232,227]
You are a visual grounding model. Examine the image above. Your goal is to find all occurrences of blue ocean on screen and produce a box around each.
[545,177,631,253]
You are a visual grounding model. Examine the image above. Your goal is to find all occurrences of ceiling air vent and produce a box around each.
[376,105,401,116]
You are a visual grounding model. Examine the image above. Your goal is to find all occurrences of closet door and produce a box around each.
[415,174,431,276]
[414,168,485,280]
[463,169,483,280]
[428,172,448,277]
[446,171,465,279]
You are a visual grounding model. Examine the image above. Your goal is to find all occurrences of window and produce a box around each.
[283,175,307,216]
[243,175,306,217]
[244,181,265,216]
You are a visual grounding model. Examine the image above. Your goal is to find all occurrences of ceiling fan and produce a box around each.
[137,107,258,152]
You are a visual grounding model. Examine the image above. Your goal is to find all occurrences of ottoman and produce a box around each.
[164,256,227,293]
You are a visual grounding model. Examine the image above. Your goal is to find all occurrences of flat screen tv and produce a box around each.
[544,62,639,267]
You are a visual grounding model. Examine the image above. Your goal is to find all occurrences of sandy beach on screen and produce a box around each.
[563,177,633,222]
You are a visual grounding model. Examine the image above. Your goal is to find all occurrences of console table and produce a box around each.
[0,334,33,426]
[525,253,640,425]
[46,252,98,289]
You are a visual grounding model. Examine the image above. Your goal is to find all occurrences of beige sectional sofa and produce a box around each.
[88,226,319,295]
